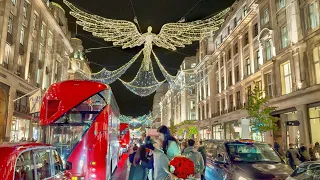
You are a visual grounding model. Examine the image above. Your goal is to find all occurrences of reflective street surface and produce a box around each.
[111,153,129,180]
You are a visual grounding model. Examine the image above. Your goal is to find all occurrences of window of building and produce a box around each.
[20,26,25,45]
[246,58,251,76]
[253,23,259,37]
[309,107,320,144]
[281,25,288,48]
[278,0,286,10]
[313,47,320,84]
[4,43,11,64]
[244,32,249,45]
[8,14,13,34]
[281,61,292,95]
[255,80,262,90]
[30,39,34,53]
[36,68,42,85]
[262,8,269,25]
[220,58,224,67]
[229,95,233,110]
[228,49,231,60]
[235,65,240,82]
[217,101,220,113]
[11,0,16,5]
[234,18,237,28]
[309,2,319,30]
[221,76,225,91]
[216,75,219,93]
[266,39,272,60]
[228,70,232,86]
[23,1,28,18]
[40,23,45,39]
[48,31,53,49]
[32,14,37,30]
[246,86,252,103]
[243,6,247,17]
[255,50,261,71]
[234,43,238,54]
[265,73,273,97]
[236,91,241,108]
[17,55,22,66]
[39,44,43,61]
[222,99,225,112]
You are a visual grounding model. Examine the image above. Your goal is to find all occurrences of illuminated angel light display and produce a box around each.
[64,0,229,96]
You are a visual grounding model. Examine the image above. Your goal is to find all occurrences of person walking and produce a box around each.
[151,136,172,180]
[299,144,310,162]
[182,139,205,179]
[128,146,149,180]
[157,125,181,160]
[198,141,207,180]
[286,143,301,170]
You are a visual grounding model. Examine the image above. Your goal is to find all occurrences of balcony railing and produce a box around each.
[14,102,29,114]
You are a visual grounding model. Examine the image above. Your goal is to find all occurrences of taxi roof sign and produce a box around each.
[238,139,255,143]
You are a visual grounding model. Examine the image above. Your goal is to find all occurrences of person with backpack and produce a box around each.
[182,139,204,178]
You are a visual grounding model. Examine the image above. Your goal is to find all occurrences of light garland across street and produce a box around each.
[63,0,230,96]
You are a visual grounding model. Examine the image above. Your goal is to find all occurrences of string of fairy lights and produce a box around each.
[64,0,230,97]
[119,112,156,125]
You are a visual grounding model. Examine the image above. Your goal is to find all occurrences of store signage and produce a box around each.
[286,120,300,126]
[29,89,42,113]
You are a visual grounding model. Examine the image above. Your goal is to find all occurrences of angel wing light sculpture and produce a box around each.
[64,0,229,68]
[64,0,229,96]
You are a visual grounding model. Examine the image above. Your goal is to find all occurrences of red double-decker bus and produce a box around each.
[119,123,130,153]
[39,80,120,180]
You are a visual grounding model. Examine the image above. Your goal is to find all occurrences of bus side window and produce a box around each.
[15,150,35,180]
[51,149,63,174]
[33,149,52,179]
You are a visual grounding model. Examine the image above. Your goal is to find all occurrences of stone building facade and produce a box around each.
[195,0,320,149]
[160,56,198,130]
[68,38,91,80]
[0,0,73,142]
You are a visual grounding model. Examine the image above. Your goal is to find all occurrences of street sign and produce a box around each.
[286,120,300,126]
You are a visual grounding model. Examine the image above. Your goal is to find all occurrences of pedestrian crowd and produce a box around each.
[127,125,206,180]
[277,141,320,170]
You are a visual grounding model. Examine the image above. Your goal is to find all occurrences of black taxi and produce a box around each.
[204,139,293,180]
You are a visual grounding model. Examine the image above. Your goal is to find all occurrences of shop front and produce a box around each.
[212,124,223,140]
[0,82,9,142]
[199,128,211,140]
[308,103,320,145]
[225,120,241,140]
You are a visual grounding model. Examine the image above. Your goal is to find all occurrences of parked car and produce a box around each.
[0,142,72,180]
[286,161,320,180]
[204,139,293,180]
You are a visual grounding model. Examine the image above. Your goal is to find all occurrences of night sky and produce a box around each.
[55,0,235,116]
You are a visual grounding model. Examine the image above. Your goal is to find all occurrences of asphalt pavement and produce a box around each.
[111,153,129,180]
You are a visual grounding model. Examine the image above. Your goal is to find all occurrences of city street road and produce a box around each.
[111,153,129,180]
